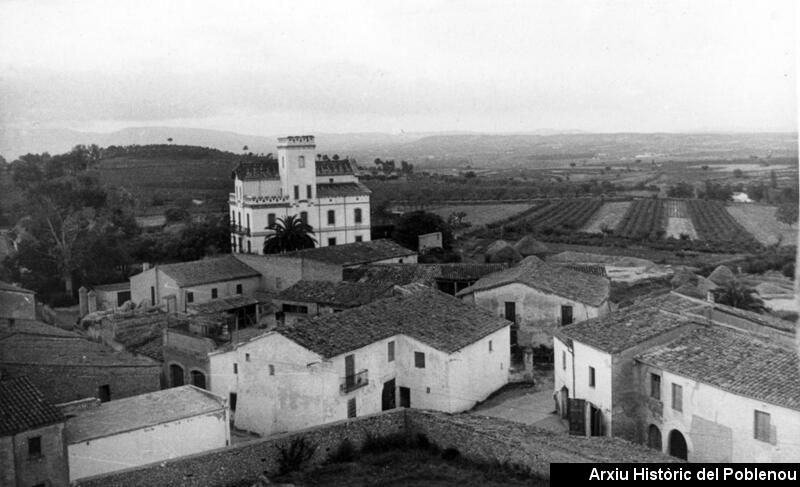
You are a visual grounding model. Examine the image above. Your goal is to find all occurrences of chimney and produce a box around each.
[143,262,151,271]
[706,291,715,303]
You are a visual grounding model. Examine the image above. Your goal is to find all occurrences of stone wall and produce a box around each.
[75,409,676,487]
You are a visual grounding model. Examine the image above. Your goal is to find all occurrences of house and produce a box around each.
[553,296,695,440]
[129,255,261,312]
[90,282,131,310]
[0,280,36,321]
[209,288,510,436]
[235,239,417,292]
[545,251,673,283]
[732,192,752,203]
[0,377,70,487]
[273,280,395,323]
[229,135,371,253]
[344,262,508,296]
[458,256,611,350]
[65,386,229,482]
[0,327,161,404]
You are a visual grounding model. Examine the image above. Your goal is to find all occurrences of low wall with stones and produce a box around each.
[76,409,677,486]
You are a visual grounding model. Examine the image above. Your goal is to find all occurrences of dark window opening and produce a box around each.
[355,235,363,242]
[589,367,596,388]
[388,341,395,362]
[650,373,661,400]
[28,436,42,458]
[294,185,300,199]
[211,288,218,299]
[561,305,574,326]
[98,384,111,402]
[229,393,237,411]
[307,185,312,199]
[354,208,362,223]
[328,238,337,246]
[191,370,206,389]
[236,284,243,294]
[327,210,335,225]
[414,351,426,368]
[187,292,194,303]
[754,410,771,442]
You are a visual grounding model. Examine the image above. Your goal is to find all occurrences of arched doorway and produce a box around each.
[648,425,662,451]
[191,370,207,389]
[668,429,688,460]
[169,363,185,387]
[559,386,570,419]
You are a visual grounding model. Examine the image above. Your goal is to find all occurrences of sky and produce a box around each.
[0,0,796,135]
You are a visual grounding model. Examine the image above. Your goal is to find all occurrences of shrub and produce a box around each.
[276,436,317,475]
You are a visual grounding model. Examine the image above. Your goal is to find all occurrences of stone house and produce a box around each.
[234,239,417,292]
[0,376,70,487]
[129,255,261,312]
[272,280,395,323]
[0,280,36,322]
[65,386,229,482]
[90,282,131,310]
[458,256,611,350]
[0,326,161,404]
[553,295,695,440]
[209,288,510,437]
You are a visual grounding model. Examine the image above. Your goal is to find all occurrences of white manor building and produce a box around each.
[229,135,372,254]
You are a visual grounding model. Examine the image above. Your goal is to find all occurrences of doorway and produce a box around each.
[399,386,411,408]
[382,379,396,411]
[668,430,688,460]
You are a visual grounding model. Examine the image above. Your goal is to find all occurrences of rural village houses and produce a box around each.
[209,287,510,436]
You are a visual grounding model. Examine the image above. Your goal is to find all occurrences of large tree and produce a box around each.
[263,215,316,254]
[712,280,766,314]
[391,210,453,251]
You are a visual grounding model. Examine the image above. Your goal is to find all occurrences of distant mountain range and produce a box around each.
[1,126,796,168]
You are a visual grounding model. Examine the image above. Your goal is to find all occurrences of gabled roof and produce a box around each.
[283,239,416,267]
[278,287,510,358]
[316,182,372,198]
[65,386,226,443]
[157,255,260,287]
[556,295,693,354]
[0,333,159,367]
[0,319,79,340]
[344,263,508,286]
[316,159,354,176]
[232,160,279,180]
[92,282,130,292]
[457,257,610,306]
[0,377,65,435]
[275,280,394,308]
[188,295,260,314]
[637,326,800,411]
[0,280,34,294]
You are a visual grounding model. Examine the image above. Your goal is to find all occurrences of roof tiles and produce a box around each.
[158,255,260,288]
[0,377,65,435]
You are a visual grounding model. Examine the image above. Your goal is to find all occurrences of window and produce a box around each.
[247,241,252,253]
[327,210,335,225]
[354,208,362,223]
[754,410,771,442]
[268,213,276,228]
[233,363,238,374]
[28,436,42,458]
[191,370,206,389]
[561,305,574,326]
[489,340,493,352]
[211,288,218,299]
[245,353,251,362]
[388,341,395,362]
[355,235,363,242]
[589,367,596,388]
[329,178,334,183]
[650,374,661,400]
[328,238,337,246]
[229,393,237,412]
[307,185,312,198]
[282,303,309,314]
[150,286,155,306]
[246,214,250,230]
[671,383,683,412]
[347,398,357,418]
[269,364,275,376]
[298,155,305,168]
[562,351,567,370]
[187,292,194,303]
[414,351,426,368]
[294,185,300,200]
[236,284,243,294]
[98,384,110,402]
[300,211,308,223]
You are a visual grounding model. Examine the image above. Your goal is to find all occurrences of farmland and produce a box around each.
[581,201,631,234]
[428,203,534,229]
[615,199,667,239]
[727,204,798,247]
[518,199,604,233]
[663,200,698,240]
[686,199,761,251]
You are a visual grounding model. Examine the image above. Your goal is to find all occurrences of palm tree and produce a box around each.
[263,215,316,254]
[712,280,766,313]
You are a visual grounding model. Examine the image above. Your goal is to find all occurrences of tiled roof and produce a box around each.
[276,280,394,308]
[316,182,371,198]
[345,263,508,286]
[437,263,510,281]
[128,334,164,362]
[556,297,692,354]
[0,280,34,294]
[553,263,609,278]
[278,287,510,358]
[316,159,354,176]
[0,319,79,340]
[232,160,279,180]
[92,282,130,292]
[457,257,610,307]
[0,334,159,367]
[65,386,226,443]
[636,326,800,411]
[158,255,260,287]
[188,295,260,314]
[284,239,416,266]
[0,377,65,435]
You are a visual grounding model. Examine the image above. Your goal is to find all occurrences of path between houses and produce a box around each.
[470,373,568,434]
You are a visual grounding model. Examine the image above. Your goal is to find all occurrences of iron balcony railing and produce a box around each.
[230,224,251,236]
[340,369,369,393]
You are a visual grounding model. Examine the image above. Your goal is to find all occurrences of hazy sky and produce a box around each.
[0,0,796,134]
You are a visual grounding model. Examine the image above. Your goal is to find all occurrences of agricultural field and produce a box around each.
[615,199,667,239]
[581,201,631,234]
[727,204,798,247]
[519,199,604,233]
[686,199,761,250]
[428,203,533,229]
[663,200,698,240]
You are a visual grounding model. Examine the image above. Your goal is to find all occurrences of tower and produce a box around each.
[277,135,317,201]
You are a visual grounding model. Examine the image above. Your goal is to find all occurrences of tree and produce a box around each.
[391,211,453,251]
[243,145,249,152]
[666,182,694,198]
[776,203,798,224]
[712,280,766,313]
[263,215,316,254]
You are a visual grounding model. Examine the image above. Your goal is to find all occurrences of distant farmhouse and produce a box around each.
[210,288,510,436]
[229,135,371,253]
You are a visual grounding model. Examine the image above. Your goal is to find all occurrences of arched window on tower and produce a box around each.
[354,208,362,224]
[298,155,305,168]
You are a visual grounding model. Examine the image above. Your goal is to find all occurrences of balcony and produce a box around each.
[230,224,251,236]
[340,369,369,394]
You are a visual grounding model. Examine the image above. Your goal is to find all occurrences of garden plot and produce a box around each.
[663,200,698,240]
[581,201,631,234]
[727,204,798,247]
